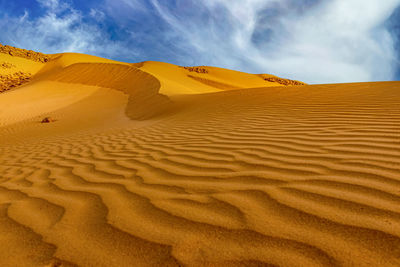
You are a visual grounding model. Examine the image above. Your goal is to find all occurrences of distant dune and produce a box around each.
[0,44,399,267]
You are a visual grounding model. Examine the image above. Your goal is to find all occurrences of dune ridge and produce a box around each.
[0,46,399,266]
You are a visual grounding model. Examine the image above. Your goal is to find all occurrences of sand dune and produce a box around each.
[0,45,400,266]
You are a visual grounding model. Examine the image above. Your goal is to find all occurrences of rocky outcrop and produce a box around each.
[0,44,50,63]
[0,72,31,93]
[259,74,306,86]
[182,66,209,74]
[41,117,56,123]
[0,62,16,69]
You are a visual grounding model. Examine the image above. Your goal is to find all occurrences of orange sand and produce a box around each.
[0,46,399,267]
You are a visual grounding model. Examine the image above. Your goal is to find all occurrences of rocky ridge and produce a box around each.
[0,43,50,63]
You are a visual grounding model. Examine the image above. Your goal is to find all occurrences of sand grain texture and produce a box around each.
[0,48,400,267]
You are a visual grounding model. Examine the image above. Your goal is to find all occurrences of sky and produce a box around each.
[0,0,399,84]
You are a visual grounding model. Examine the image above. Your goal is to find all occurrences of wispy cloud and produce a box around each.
[0,0,399,83]
[144,0,400,83]
[0,0,134,60]
[89,8,106,22]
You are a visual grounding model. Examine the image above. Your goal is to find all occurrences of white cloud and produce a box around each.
[266,0,400,83]
[103,0,149,22]
[36,0,62,10]
[149,0,400,83]
[89,9,106,22]
[1,0,399,83]
[0,0,134,60]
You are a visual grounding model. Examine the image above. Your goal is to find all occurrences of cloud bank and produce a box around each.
[0,0,399,83]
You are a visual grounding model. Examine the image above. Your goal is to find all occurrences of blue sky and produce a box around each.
[0,0,399,83]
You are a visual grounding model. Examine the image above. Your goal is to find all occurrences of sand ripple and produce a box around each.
[0,81,400,266]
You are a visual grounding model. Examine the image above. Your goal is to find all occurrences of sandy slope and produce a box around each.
[0,48,400,267]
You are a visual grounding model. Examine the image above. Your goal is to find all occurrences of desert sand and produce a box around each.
[0,45,399,267]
